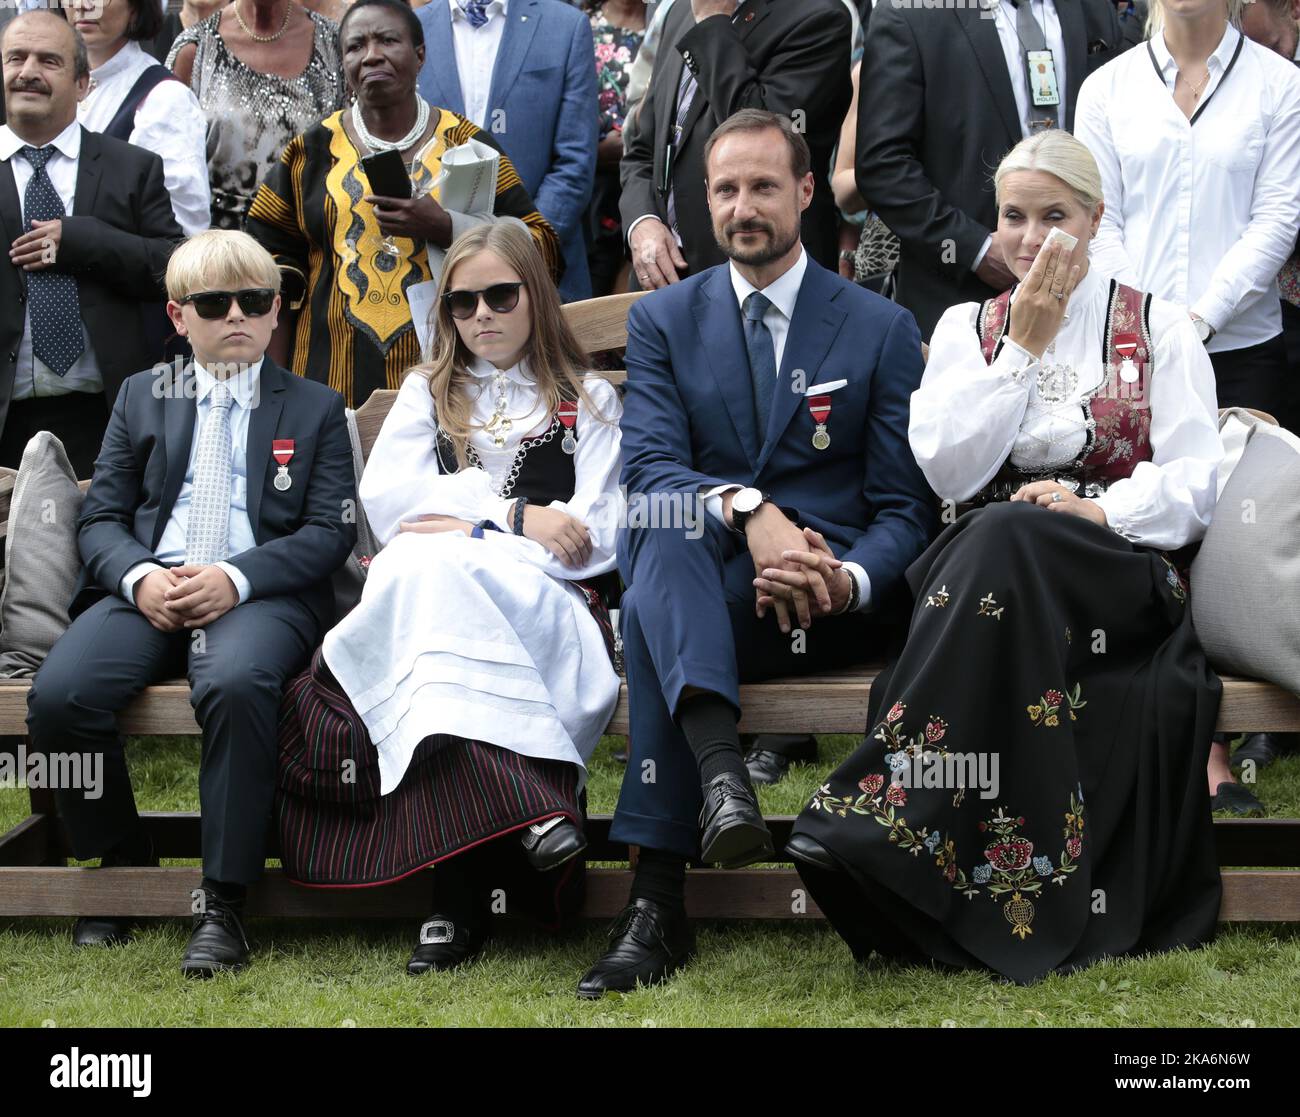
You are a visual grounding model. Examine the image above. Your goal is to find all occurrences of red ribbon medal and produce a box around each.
[1113,333,1141,385]
[272,438,295,491]
[557,401,578,454]
[808,395,831,450]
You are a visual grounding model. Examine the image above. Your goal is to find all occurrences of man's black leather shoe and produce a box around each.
[180,894,250,977]
[71,832,158,948]
[72,916,134,947]
[520,818,587,872]
[744,735,817,786]
[785,832,838,873]
[1232,732,1299,772]
[576,898,695,998]
[698,772,774,868]
[407,915,490,975]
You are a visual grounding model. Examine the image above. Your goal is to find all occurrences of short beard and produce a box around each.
[716,219,800,268]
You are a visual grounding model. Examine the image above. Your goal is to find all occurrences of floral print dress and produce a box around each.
[586,6,644,295]
[790,286,1224,985]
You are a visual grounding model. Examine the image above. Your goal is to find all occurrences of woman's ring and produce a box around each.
[1051,492,1063,502]
[1052,291,1065,301]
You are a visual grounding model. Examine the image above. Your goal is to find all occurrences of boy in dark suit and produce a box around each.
[27,230,357,976]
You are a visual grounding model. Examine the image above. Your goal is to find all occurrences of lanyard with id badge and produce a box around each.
[1005,0,1060,131]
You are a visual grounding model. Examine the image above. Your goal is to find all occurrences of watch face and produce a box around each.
[733,488,762,514]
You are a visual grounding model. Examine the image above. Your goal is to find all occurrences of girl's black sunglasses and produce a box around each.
[443,282,524,321]
[180,288,277,320]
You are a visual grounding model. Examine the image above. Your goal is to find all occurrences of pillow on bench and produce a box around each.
[1191,409,1300,699]
[0,433,83,678]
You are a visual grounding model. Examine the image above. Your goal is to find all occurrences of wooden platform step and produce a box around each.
[1,866,1296,922]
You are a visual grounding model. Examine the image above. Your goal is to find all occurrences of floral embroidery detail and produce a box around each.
[808,712,1087,941]
[1159,554,1188,605]
[925,584,950,608]
[977,591,1004,620]
[1027,683,1087,727]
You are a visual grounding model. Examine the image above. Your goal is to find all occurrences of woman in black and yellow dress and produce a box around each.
[244,0,560,407]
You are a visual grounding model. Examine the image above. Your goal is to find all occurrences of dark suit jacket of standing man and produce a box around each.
[856,1,1123,341]
[0,127,182,467]
[621,0,852,280]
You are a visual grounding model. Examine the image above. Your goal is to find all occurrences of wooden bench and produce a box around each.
[3,292,1300,924]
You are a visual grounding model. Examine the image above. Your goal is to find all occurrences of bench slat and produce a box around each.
[2,673,1296,736]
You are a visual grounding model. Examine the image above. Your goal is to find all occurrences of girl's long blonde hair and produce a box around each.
[414,222,604,469]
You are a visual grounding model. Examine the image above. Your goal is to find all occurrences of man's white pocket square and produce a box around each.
[804,379,848,395]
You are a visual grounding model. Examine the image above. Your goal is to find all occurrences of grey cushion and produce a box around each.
[0,434,84,678]
[1190,409,1300,698]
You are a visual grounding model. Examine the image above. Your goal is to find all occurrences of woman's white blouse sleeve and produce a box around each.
[1092,311,1223,550]
[359,373,516,545]
[908,301,1037,503]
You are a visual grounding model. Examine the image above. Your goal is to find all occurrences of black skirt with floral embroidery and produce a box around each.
[790,501,1222,984]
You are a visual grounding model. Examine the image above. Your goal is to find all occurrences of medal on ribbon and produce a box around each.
[272,439,295,491]
[1113,333,1141,384]
[808,395,831,450]
[557,401,578,454]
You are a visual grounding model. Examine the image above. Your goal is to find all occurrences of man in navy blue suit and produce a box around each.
[577,110,935,997]
[415,0,598,301]
[26,231,357,977]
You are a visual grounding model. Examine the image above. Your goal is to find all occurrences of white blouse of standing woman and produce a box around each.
[909,131,1223,553]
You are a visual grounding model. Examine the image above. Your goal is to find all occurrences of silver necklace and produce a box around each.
[1036,340,1078,403]
[351,96,430,154]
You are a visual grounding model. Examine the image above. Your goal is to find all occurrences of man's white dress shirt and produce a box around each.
[449,0,509,130]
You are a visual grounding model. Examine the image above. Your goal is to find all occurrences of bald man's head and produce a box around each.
[2,11,91,143]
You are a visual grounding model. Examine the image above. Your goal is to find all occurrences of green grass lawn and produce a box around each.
[3,735,1299,1027]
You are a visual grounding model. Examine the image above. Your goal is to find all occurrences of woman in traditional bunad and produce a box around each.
[276,222,623,974]
[786,130,1226,984]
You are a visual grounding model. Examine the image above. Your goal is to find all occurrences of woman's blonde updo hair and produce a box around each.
[993,129,1104,213]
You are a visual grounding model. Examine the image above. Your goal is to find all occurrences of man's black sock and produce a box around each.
[677,692,747,786]
[628,847,687,910]
[199,877,246,910]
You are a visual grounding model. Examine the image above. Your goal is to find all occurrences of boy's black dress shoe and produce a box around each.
[1232,732,1299,771]
[180,894,250,977]
[698,772,774,868]
[576,898,695,998]
[71,832,158,948]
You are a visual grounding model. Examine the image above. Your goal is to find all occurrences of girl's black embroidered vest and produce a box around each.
[434,398,580,508]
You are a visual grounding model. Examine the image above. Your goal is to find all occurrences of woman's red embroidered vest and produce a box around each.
[977,279,1155,485]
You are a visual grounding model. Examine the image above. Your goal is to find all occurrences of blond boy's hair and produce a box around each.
[166,230,281,302]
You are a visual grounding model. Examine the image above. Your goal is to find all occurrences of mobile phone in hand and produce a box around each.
[360,149,412,200]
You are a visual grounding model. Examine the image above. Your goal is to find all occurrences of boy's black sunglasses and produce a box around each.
[443,282,525,320]
[180,288,277,320]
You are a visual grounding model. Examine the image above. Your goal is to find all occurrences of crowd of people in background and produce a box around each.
[5,0,1300,990]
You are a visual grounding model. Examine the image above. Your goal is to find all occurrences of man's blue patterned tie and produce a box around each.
[20,145,84,377]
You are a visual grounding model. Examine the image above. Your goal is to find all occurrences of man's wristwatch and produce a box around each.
[730,487,771,532]
[1192,315,1215,345]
